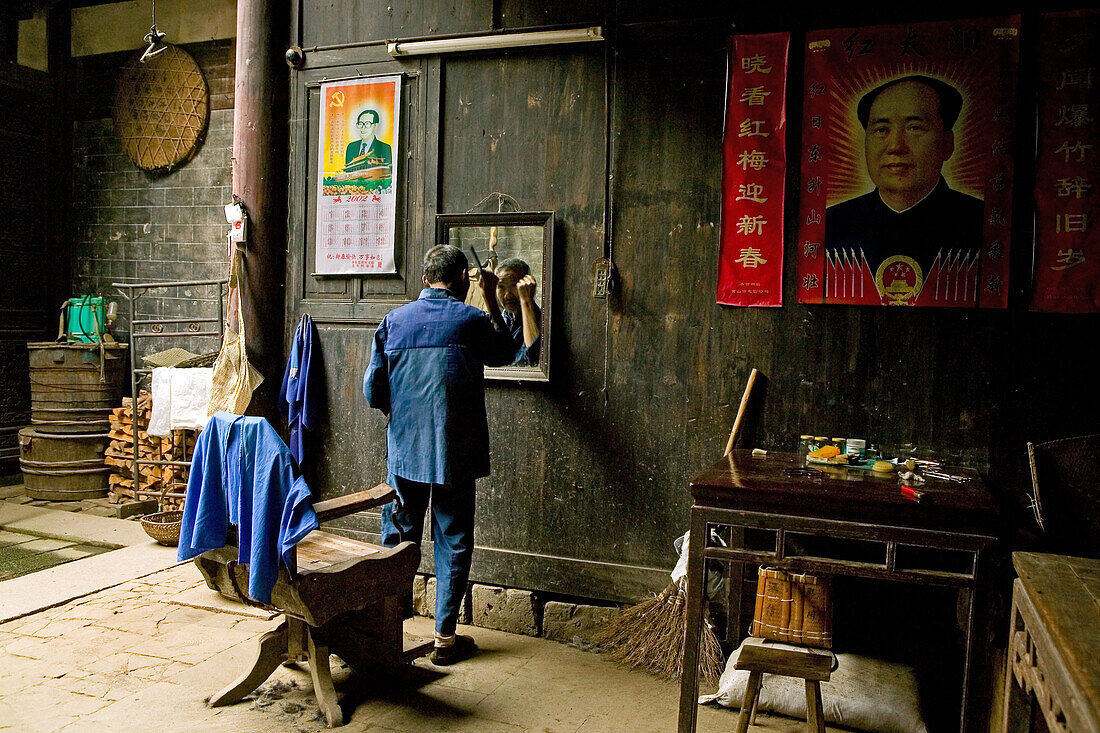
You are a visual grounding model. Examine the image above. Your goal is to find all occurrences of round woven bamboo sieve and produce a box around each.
[112,45,209,171]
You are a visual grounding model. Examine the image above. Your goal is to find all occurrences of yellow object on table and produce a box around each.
[808,445,841,459]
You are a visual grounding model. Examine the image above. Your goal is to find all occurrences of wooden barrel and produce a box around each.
[27,342,128,434]
[18,426,110,500]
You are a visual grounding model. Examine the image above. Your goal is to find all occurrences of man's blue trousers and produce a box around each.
[380,475,475,636]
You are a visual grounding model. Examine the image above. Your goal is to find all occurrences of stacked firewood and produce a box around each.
[104,392,196,510]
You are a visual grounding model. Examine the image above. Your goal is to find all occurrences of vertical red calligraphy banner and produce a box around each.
[717,32,789,307]
[796,17,1020,308]
[1030,10,1100,313]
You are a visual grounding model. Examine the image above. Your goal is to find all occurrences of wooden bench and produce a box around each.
[1003,552,1100,733]
[192,483,432,727]
[733,638,834,733]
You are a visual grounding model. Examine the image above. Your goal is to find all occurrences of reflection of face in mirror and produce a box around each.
[451,225,544,368]
[494,259,540,367]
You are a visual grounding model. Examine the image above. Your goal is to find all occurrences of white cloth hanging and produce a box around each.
[148,367,213,436]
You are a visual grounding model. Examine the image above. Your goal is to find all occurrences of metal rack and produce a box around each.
[112,278,228,507]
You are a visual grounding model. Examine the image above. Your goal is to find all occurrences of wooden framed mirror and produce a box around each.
[436,211,554,382]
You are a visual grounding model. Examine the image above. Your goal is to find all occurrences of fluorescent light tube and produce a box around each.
[387,26,603,57]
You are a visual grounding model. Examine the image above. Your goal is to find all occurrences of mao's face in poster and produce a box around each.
[831,72,986,209]
[864,81,956,211]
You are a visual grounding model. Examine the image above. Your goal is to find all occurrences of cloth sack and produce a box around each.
[208,250,263,415]
[700,639,929,733]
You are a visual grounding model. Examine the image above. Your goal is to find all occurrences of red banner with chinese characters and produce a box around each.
[1030,10,1100,313]
[717,32,789,307]
[796,18,1020,307]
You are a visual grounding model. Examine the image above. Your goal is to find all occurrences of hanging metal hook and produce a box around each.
[139,0,168,63]
[465,191,522,214]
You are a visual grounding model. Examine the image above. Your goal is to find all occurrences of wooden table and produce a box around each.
[678,450,1001,733]
[1003,552,1100,733]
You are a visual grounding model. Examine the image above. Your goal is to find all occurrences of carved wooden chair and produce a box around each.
[192,482,432,727]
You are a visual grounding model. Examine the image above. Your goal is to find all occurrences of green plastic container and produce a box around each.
[65,296,107,343]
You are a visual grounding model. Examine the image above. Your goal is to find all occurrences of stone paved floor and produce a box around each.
[0,561,828,733]
[0,484,134,582]
[0,481,839,732]
[0,529,112,581]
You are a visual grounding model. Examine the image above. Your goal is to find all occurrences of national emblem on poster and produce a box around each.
[315,76,402,275]
[796,17,1020,307]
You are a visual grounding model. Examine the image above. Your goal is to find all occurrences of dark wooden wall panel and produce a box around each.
[438,48,616,563]
[299,0,492,49]
[308,323,390,493]
[439,48,605,212]
[286,0,1100,603]
[0,65,60,471]
[605,35,737,555]
[499,0,606,29]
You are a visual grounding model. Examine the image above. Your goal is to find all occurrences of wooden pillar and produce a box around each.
[232,0,289,419]
[50,1,72,313]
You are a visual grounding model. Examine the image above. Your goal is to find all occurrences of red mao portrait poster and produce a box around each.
[717,32,789,307]
[796,18,1020,307]
[1030,10,1100,313]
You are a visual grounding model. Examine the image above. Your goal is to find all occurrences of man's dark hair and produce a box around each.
[423,244,468,286]
[495,258,530,279]
[357,109,380,125]
[856,75,964,131]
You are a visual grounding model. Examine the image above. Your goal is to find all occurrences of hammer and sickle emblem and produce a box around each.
[330,91,345,107]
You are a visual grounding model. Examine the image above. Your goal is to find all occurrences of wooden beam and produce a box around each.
[232,0,289,419]
[46,0,70,318]
[313,484,397,523]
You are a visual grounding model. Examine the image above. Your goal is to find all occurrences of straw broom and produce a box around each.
[593,571,725,684]
[593,370,761,685]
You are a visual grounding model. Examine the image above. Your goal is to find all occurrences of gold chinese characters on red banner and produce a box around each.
[797,17,1020,307]
[1030,10,1099,313]
[717,33,789,307]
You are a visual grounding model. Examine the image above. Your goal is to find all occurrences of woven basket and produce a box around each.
[750,567,833,648]
[112,45,209,171]
[140,510,183,546]
[143,347,199,368]
[141,348,219,369]
[176,351,219,368]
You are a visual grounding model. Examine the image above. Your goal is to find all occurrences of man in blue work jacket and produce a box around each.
[363,244,516,665]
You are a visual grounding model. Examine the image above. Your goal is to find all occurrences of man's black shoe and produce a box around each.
[429,635,477,666]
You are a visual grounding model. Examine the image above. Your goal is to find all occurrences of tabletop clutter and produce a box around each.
[683,376,991,732]
[792,434,975,502]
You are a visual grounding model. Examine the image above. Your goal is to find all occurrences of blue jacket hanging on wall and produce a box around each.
[279,313,322,466]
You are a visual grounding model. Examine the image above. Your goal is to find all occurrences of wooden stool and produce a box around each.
[733,638,833,733]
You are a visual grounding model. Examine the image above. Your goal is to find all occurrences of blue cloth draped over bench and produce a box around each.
[177,412,318,604]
